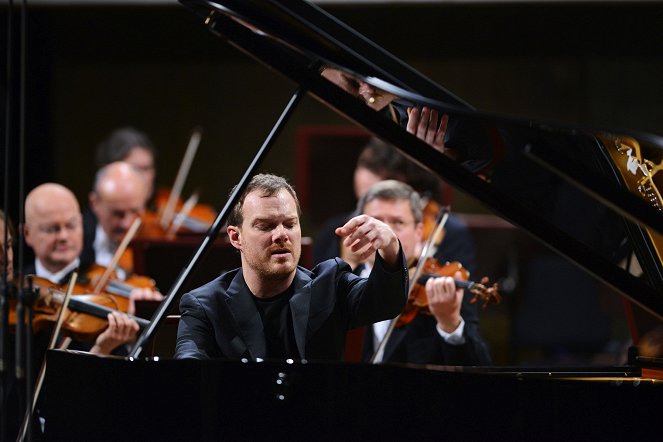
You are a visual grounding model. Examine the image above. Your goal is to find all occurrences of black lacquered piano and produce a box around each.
[43,1,663,439]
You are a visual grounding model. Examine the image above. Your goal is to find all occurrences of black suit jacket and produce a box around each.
[175,250,408,361]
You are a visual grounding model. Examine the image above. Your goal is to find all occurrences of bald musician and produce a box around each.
[23,183,145,355]
[82,161,150,279]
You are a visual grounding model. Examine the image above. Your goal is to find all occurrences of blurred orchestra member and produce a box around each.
[95,127,157,202]
[82,161,149,278]
[23,183,141,355]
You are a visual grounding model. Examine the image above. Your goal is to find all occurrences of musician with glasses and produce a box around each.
[24,183,143,355]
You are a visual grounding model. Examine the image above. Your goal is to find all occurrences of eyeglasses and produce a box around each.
[35,219,81,235]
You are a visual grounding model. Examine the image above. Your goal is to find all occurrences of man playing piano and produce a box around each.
[175,173,408,361]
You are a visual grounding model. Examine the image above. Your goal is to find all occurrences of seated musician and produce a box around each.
[95,126,157,205]
[313,137,408,267]
[314,138,474,272]
[24,183,142,355]
[354,180,491,365]
[82,161,163,303]
[175,173,408,361]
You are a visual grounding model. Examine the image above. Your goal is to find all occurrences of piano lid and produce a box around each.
[179,0,663,320]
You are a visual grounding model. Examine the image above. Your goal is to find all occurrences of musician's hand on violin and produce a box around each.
[127,287,165,316]
[407,106,449,154]
[89,312,140,355]
[335,214,400,269]
[425,270,463,333]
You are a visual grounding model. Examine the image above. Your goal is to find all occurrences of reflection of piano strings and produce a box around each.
[612,135,663,210]
[603,133,663,264]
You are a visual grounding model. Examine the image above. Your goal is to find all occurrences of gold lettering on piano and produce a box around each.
[612,136,663,211]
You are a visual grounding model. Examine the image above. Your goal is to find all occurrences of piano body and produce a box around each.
[43,1,663,439]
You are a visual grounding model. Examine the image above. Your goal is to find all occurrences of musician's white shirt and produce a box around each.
[35,257,80,284]
[93,224,126,280]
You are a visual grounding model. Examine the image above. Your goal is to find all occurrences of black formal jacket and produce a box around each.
[175,249,408,361]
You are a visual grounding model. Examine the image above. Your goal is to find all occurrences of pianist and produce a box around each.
[175,173,408,361]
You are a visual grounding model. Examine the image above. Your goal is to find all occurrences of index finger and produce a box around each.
[335,214,366,238]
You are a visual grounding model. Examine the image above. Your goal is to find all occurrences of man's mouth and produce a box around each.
[270,249,291,258]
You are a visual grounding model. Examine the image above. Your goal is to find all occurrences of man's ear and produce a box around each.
[23,224,33,248]
[227,225,241,250]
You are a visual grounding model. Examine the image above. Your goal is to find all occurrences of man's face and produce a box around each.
[91,189,145,244]
[229,189,301,284]
[363,198,422,261]
[24,200,83,273]
[123,147,155,197]
[353,167,384,200]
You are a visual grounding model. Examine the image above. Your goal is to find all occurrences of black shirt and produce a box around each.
[252,285,299,360]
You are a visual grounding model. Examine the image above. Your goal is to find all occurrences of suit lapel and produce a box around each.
[289,269,311,359]
[225,270,266,360]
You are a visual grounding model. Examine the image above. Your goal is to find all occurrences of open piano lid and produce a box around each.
[179,0,663,321]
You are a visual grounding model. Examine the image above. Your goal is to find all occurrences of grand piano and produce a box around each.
[42,1,663,440]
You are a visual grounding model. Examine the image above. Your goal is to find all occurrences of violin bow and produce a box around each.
[92,217,142,295]
[160,126,203,230]
[166,190,200,238]
[370,206,450,364]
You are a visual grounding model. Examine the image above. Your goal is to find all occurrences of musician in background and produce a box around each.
[95,126,157,204]
[82,162,147,277]
[175,173,408,361]
[24,183,141,355]
[314,138,476,273]
[355,180,491,365]
[313,138,408,267]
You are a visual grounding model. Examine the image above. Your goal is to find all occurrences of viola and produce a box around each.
[9,275,150,342]
[396,258,501,328]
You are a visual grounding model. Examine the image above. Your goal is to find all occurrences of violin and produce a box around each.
[141,187,216,239]
[83,263,158,313]
[139,127,217,240]
[9,275,150,342]
[396,258,501,328]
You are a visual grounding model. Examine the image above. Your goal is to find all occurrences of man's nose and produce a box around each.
[119,213,136,229]
[273,225,288,242]
[56,226,70,240]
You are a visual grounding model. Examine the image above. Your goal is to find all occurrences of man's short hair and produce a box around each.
[355,180,423,223]
[227,174,301,227]
[95,127,157,168]
[356,137,408,181]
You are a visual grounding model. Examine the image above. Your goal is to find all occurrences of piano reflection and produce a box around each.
[42,1,663,440]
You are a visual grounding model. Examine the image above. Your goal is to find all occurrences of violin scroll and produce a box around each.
[462,276,502,309]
